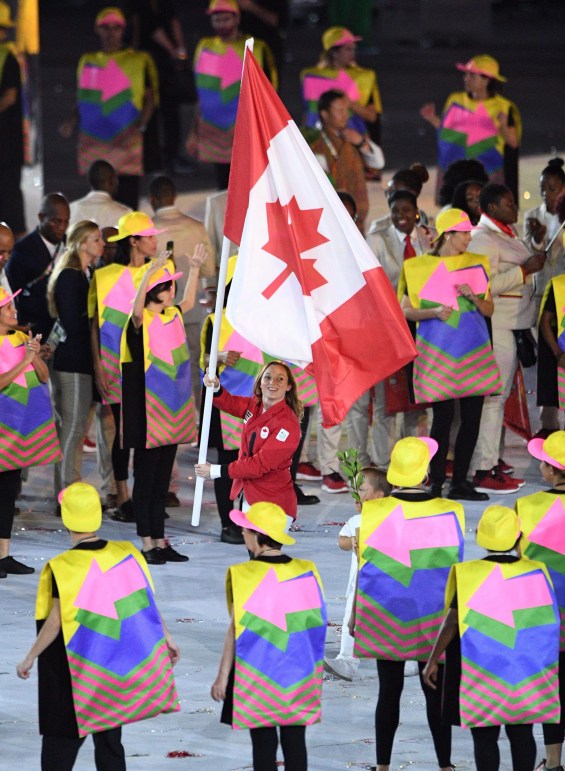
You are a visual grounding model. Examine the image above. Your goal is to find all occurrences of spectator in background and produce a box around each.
[58,7,158,209]
[451,179,485,226]
[0,221,14,293]
[437,158,489,212]
[6,192,70,342]
[0,2,25,238]
[186,0,277,190]
[69,160,131,230]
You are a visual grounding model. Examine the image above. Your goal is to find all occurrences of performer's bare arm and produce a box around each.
[211,615,235,701]
[16,599,62,679]
[422,608,458,689]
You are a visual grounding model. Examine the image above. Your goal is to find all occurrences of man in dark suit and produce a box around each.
[6,193,70,342]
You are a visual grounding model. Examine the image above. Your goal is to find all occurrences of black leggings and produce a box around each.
[375,660,451,767]
[109,403,130,482]
[0,468,21,539]
[429,395,484,487]
[470,724,536,771]
[249,725,307,771]
[133,444,177,539]
[543,650,565,745]
[41,728,125,771]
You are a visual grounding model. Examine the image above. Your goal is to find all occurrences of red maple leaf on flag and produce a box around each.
[261,196,329,300]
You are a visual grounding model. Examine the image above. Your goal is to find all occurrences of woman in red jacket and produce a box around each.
[195,361,302,522]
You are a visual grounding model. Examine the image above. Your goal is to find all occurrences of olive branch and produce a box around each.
[336,448,365,504]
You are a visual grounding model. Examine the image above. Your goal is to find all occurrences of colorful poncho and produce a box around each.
[438,91,522,177]
[193,36,277,163]
[447,558,560,728]
[76,49,159,175]
[0,331,61,472]
[518,490,565,650]
[355,496,464,661]
[227,558,326,730]
[121,305,197,449]
[399,252,502,404]
[35,541,180,737]
[541,274,565,409]
[300,63,382,134]
[88,262,151,405]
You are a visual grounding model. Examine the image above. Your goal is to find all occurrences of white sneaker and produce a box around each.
[404,661,419,677]
[323,656,357,681]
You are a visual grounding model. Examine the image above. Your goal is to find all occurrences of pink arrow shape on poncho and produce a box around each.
[365,505,461,567]
[197,47,243,90]
[466,564,553,627]
[148,314,185,365]
[442,102,497,146]
[102,271,138,316]
[418,262,488,308]
[529,497,565,556]
[79,59,131,103]
[224,327,265,365]
[303,70,360,103]
[74,558,148,619]
[0,336,30,387]
[243,568,321,631]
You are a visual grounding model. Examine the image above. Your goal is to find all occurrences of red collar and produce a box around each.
[485,215,515,238]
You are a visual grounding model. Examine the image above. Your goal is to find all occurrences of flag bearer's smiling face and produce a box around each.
[260,365,291,408]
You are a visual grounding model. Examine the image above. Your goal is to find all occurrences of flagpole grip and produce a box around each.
[191,235,232,527]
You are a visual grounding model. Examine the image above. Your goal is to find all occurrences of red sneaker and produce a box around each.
[83,437,97,453]
[445,459,453,479]
[496,458,514,475]
[321,472,348,494]
[297,462,322,481]
[473,468,520,495]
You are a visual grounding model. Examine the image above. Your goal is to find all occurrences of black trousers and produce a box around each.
[41,728,125,771]
[470,724,536,771]
[429,395,484,487]
[109,403,130,483]
[133,444,177,539]
[215,448,239,529]
[375,660,451,767]
[0,468,22,538]
[543,650,565,745]
[250,725,307,771]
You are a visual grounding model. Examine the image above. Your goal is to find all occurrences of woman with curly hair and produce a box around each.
[195,361,303,526]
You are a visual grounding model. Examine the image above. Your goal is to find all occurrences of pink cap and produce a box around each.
[0,286,21,308]
[207,0,240,14]
[528,435,565,470]
[147,266,182,292]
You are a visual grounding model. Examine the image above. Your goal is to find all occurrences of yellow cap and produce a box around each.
[387,437,438,487]
[230,502,295,545]
[322,26,362,50]
[58,482,102,533]
[0,1,15,27]
[0,286,21,308]
[435,208,473,238]
[95,6,126,27]
[207,0,240,14]
[477,505,520,551]
[107,212,166,242]
[456,54,507,83]
[528,431,565,470]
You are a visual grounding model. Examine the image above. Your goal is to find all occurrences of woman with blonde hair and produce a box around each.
[196,360,303,526]
[47,219,104,495]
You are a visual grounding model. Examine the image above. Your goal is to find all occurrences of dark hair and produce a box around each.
[390,163,429,197]
[253,361,304,421]
[87,160,115,190]
[479,182,511,213]
[542,157,565,185]
[113,237,131,266]
[388,190,418,210]
[360,467,392,497]
[451,179,485,223]
[337,190,357,215]
[438,159,489,206]
[256,533,283,550]
[555,191,565,224]
[318,88,346,116]
[145,280,172,306]
[149,174,176,201]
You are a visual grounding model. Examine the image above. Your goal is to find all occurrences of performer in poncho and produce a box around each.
[355,436,463,771]
[424,505,560,771]
[16,482,180,770]
[399,208,502,502]
[211,501,326,770]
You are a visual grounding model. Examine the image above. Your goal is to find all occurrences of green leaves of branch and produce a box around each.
[336,448,365,504]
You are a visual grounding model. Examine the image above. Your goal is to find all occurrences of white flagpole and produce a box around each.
[191,38,255,527]
[191,235,231,527]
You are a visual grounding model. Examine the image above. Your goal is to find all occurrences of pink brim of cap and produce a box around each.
[0,287,21,308]
[419,436,439,460]
[57,487,67,504]
[446,221,474,233]
[455,62,504,81]
[96,14,126,26]
[229,508,268,535]
[528,438,565,470]
[147,270,182,292]
[333,32,362,46]
[135,226,166,237]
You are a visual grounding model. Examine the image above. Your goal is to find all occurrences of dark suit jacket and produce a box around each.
[6,229,60,338]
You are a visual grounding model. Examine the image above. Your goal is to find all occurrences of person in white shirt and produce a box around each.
[69,160,132,230]
[0,221,14,293]
[323,467,392,681]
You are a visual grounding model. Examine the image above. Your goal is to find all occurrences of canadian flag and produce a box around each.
[224,51,416,427]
